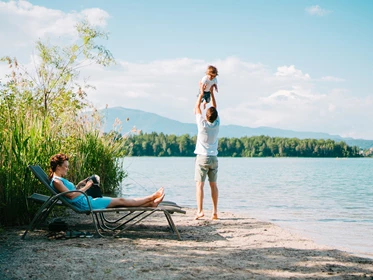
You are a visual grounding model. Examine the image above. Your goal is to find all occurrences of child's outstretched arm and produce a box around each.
[199,81,206,94]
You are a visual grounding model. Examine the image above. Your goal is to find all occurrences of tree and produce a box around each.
[4,20,114,118]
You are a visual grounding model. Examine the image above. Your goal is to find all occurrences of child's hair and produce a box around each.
[206,65,218,76]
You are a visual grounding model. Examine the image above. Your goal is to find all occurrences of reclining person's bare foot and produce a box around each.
[153,193,165,207]
[153,187,164,200]
[195,212,204,220]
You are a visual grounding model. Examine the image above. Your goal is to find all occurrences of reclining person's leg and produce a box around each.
[106,187,165,208]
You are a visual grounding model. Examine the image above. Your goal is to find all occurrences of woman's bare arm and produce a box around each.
[53,179,93,199]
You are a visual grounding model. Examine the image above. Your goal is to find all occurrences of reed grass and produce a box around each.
[0,102,127,226]
[0,22,127,227]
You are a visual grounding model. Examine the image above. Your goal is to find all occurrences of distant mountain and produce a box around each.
[100,107,197,136]
[99,107,373,149]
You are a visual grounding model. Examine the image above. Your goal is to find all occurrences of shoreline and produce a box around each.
[1,208,372,279]
[273,221,373,261]
[224,208,373,261]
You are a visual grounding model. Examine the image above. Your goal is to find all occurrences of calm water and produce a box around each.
[119,157,373,259]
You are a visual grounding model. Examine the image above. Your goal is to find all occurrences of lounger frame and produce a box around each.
[22,165,186,240]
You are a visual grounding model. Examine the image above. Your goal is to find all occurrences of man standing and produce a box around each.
[194,87,220,220]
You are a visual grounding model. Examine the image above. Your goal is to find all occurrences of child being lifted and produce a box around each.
[199,65,218,109]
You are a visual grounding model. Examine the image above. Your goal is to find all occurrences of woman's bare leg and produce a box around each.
[107,187,164,208]
[139,193,165,207]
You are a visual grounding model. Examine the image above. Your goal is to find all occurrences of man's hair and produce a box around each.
[206,107,218,123]
[206,65,218,76]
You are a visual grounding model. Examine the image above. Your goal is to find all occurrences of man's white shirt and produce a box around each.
[194,114,220,156]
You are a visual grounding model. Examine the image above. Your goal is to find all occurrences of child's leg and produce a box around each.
[204,92,211,109]
[203,92,211,102]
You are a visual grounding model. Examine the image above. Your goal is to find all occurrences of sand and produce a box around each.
[1,208,372,279]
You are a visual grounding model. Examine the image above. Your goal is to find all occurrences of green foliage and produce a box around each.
[68,130,127,194]
[0,22,124,226]
[123,133,361,158]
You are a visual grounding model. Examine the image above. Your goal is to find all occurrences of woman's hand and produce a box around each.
[85,179,93,189]
[76,177,90,189]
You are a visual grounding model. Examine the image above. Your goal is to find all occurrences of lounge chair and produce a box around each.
[22,165,186,240]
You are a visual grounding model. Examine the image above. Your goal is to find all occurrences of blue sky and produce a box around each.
[1,0,372,139]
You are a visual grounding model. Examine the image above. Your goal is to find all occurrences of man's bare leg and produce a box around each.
[209,181,218,219]
[195,181,205,219]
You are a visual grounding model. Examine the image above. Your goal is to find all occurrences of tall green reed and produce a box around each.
[0,21,127,227]
[0,101,128,226]
[65,113,127,194]
[0,105,64,225]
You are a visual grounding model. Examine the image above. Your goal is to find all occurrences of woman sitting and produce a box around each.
[49,153,165,210]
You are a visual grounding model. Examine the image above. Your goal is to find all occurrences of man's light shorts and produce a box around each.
[194,155,218,182]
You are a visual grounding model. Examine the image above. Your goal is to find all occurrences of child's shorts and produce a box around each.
[201,91,211,103]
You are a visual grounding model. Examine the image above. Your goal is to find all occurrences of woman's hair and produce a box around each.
[206,65,218,76]
[206,106,218,123]
[49,153,69,178]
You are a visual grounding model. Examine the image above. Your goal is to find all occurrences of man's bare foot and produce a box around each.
[211,213,218,220]
[195,212,204,220]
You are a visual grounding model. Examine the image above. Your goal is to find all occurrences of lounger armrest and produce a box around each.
[159,205,186,214]
[51,190,94,212]
[28,193,63,206]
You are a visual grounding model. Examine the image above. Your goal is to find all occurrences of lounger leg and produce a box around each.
[95,212,120,232]
[85,212,104,237]
[22,198,56,240]
[99,212,133,229]
[163,211,181,240]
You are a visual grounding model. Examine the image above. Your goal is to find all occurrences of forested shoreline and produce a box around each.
[121,132,361,157]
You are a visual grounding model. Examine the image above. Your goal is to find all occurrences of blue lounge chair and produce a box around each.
[22,165,186,240]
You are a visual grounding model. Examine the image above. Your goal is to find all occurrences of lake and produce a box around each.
[119,157,373,259]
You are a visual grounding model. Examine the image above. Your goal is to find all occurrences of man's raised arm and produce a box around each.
[210,90,217,109]
[194,92,203,115]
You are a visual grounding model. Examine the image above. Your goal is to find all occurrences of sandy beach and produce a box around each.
[1,208,372,279]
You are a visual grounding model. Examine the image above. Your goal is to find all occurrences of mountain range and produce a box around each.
[99,107,373,149]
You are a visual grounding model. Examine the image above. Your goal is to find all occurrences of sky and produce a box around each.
[0,0,372,139]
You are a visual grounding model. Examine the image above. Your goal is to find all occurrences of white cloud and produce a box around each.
[0,1,109,58]
[263,86,324,103]
[321,76,344,82]
[81,8,110,27]
[275,65,311,80]
[328,104,336,112]
[305,5,332,16]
